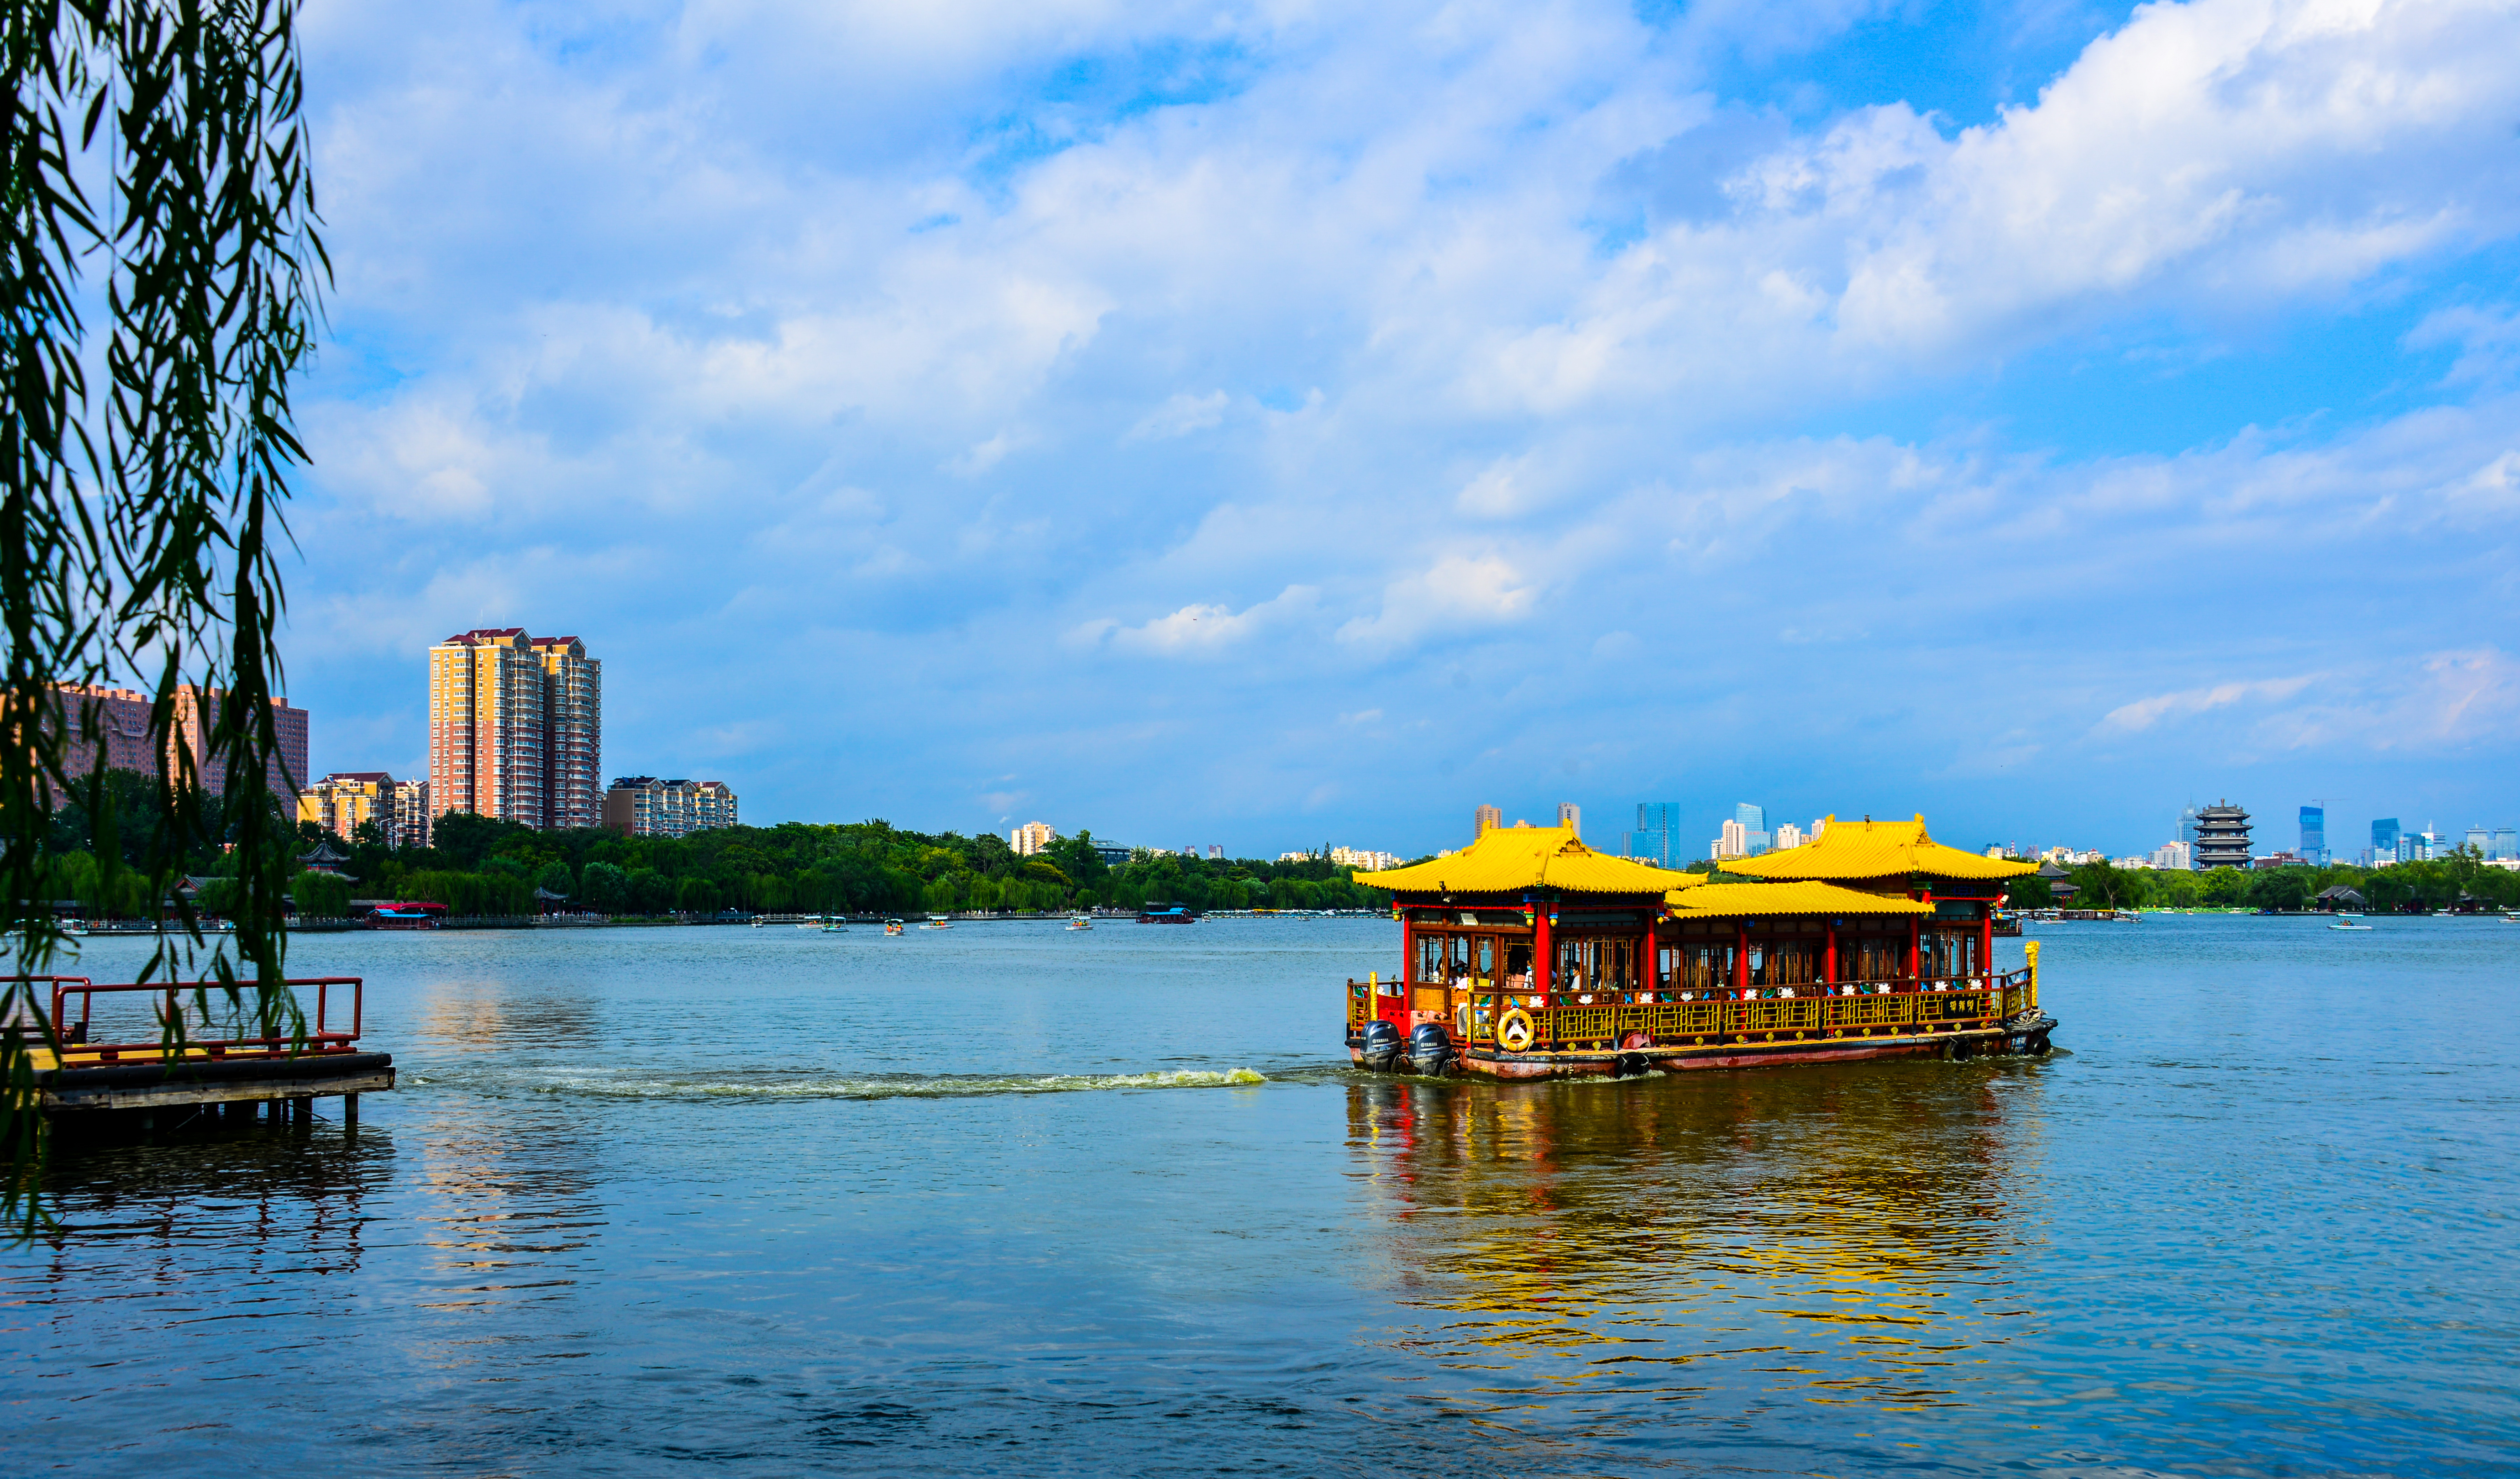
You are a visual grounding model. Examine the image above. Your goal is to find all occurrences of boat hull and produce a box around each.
[1347,1016,2057,1079]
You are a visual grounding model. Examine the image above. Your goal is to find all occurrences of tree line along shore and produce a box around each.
[40,775,1389,921]
[1979,851,2519,914]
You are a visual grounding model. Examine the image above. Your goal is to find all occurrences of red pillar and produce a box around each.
[1979,905,1994,986]
[1733,922,1750,996]
[1643,921,1659,995]
[1906,915,1920,982]
[1532,901,1552,1003]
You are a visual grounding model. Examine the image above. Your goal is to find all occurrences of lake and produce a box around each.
[4,914,2515,1475]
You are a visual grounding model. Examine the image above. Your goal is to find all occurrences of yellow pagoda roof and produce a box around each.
[1353,825,1701,896]
[1661,880,1935,921]
[1718,815,2036,884]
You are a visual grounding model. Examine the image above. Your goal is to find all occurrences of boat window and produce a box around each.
[1552,935,1636,993]
[1475,934,1497,983]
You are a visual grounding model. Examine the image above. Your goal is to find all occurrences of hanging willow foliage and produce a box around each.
[1,0,324,1237]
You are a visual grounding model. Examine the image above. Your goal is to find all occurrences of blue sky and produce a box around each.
[282,0,2520,861]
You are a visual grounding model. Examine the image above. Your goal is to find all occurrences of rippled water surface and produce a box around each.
[5,915,2515,1475]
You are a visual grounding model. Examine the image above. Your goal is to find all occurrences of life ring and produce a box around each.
[1496,1008,1537,1053]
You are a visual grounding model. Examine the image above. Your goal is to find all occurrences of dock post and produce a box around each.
[2024,941,2040,1013]
[343,1093,358,1130]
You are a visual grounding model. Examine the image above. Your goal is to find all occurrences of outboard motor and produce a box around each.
[1358,1020,1403,1072]
[1407,1022,1453,1077]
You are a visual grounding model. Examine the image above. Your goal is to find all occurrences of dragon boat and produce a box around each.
[1343,816,2056,1079]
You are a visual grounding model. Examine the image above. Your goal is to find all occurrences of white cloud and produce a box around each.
[1086,585,1322,657]
[1336,554,1538,655]
[2099,675,2321,734]
[1125,391,1229,441]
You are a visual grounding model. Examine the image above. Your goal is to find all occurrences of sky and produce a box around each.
[281,0,2520,862]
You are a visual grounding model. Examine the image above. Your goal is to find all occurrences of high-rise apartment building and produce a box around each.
[2300,806,2327,867]
[1474,804,1501,839]
[1714,818,1748,860]
[2151,840,2193,870]
[2372,818,2399,861]
[391,778,430,851]
[44,681,307,805]
[1773,822,1805,851]
[533,635,602,830]
[429,627,601,830]
[1556,802,1581,837]
[602,777,736,838]
[1011,821,1056,856]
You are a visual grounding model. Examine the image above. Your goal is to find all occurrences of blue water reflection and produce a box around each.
[3,915,2513,1475]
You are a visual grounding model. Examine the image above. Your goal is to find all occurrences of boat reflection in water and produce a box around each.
[1344,1059,2050,1452]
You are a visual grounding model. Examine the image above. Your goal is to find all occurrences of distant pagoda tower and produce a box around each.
[2193,800,2252,869]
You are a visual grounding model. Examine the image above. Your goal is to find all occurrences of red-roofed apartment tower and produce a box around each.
[428,628,601,831]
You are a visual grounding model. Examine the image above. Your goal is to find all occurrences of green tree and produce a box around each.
[2199,867,2251,907]
[535,860,574,899]
[580,861,628,913]
[290,870,349,919]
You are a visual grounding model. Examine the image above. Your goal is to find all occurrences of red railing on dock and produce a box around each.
[47,977,365,1063]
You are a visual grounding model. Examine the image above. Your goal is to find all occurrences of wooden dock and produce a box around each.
[18,976,392,1125]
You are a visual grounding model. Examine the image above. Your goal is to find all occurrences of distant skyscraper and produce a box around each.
[2373,817,2399,861]
[1735,802,1764,833]
[1010,821,1056,856]
[1630,802,1679,868]
[1715,819,1748,860]
[2300,806,2326,867]
[1556,802,1580,837]
[2179,804,2202,849]
[1475,804,1501,839]
[2465,826,2490,856]
[1207,844,1223,860]
[2496,827,2518,861]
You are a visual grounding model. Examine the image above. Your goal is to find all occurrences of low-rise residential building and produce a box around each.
[1011,821,1056,856]
[299,772,395,842]
[1328,846,1403,871]
[602,776,737,838]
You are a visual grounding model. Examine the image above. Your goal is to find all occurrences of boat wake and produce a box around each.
[410,1065,1269,1101]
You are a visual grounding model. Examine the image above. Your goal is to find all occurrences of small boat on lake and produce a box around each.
[2329,921,2374,931]
[1066,916,1092,931]
[919,917,952,930]
[1344,816,2054,1079]
[884,919,905,936]
[1135,905,1197,924]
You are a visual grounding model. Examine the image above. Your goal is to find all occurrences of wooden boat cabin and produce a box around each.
[1345,817,2056,1079]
